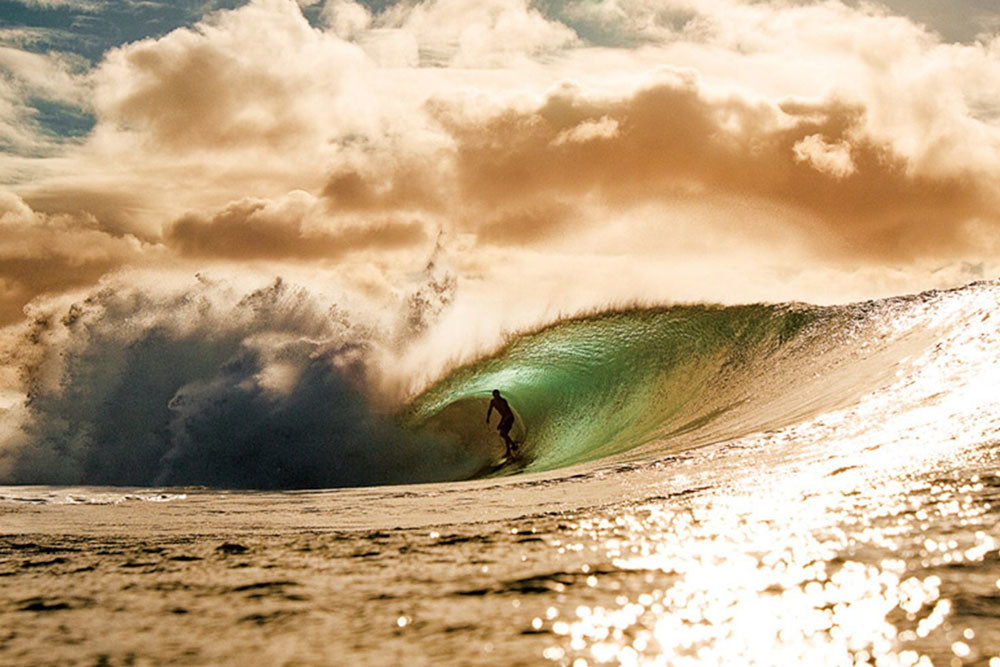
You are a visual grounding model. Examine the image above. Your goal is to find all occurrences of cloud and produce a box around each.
[8,0,103,8]
[431,76,999,258]
[7,0,392,239]
[321,156,451,214]
[378,0,578,67]
[0,46,87,104]
[19,185,152,238]
[552,116,620,146]
[93,0,369,153]
[0,45,90,155]
[2,0,1000,340]
[319,0,371,40]
[475,201,577,245]
[0,191,149,325]
[165,191,428,260]
[792,134,855,178]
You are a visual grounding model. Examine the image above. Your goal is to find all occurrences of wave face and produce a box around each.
[404,291,947,476]
[0,275,978,489]
[405,304,820,473]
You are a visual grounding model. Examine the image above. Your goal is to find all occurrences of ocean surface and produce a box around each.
[3,281,1000,665]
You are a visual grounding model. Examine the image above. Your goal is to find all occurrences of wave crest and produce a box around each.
[0,277,485,489]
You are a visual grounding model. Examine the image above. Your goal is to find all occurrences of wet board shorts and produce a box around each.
[499,415,514,431]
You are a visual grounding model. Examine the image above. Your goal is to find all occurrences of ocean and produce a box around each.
[2,280,1000,665]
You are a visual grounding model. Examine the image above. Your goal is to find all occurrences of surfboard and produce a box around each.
[489,445,525,473]
[490,456,511,471]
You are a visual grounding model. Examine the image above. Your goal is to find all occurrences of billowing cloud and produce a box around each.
[792,134,855,179]
[165,191,427,260]
[0,0,1000,364]
[377,0,578,67]
[433,77,999,257]
[93,0,367,153]
[0,191,149,325]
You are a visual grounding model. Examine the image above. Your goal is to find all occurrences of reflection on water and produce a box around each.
[536,463,998,666]
[1,421,999,665]
[533,290,1000,666]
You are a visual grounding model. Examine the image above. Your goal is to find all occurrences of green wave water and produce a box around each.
[404,304,819,476]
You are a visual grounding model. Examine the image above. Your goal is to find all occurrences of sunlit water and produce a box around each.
[3,282,1000,665]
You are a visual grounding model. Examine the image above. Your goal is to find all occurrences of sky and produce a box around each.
[2,0,1000,396]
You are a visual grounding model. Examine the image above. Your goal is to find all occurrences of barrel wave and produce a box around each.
[406,287,950,478]
[0,275,969,489]
[407,303,848,476]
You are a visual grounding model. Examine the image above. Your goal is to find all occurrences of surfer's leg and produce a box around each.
[502,431,517,456]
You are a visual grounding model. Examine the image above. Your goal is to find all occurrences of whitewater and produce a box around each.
[2,280,1000,665]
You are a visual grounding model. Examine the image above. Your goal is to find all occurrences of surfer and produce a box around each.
[486,389,519,458]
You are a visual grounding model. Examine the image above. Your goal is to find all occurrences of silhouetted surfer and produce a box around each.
[486,389,518,458]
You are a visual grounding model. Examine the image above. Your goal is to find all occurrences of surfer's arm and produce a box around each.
[486,401,494,423]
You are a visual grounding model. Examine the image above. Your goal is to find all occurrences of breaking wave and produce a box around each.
[0,276,481,489]
[1,275,991,489]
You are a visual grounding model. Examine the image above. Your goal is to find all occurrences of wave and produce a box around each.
[424,277,980,478]
[0,277,484,489]
[406,305,852,472]
[0,276,987,489]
